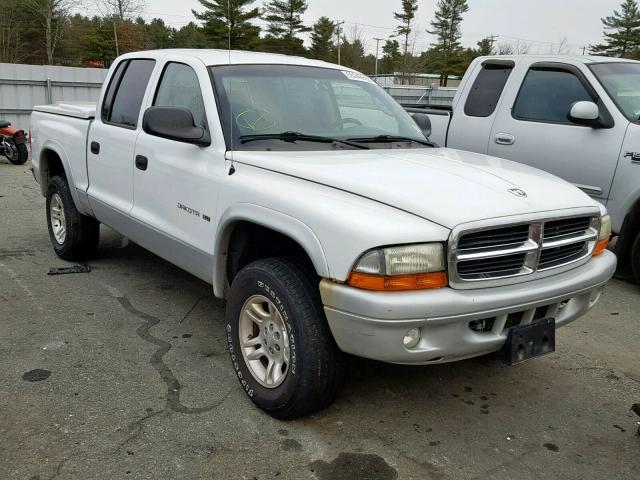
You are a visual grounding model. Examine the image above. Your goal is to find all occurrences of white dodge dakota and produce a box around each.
[31,50,616,419]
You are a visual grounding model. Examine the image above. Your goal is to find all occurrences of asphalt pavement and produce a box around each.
[1,160,639,479]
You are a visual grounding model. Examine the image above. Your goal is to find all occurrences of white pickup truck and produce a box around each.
[412,55,640,282]
[31,50,615,419]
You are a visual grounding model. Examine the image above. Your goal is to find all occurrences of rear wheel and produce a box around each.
[46,175,100,261]
[3,138,28,165]
[226,257,346,419]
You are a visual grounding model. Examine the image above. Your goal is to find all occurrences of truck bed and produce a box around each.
[32,102,97,119]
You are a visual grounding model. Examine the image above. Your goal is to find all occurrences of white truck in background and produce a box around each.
[30,50,616,419]
[411,55,640,282]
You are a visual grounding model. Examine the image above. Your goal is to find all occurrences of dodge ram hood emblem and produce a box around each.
[508,188,527,198]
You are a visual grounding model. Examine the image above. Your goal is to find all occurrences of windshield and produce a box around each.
[590,62,640,121]
[209,64,427,150]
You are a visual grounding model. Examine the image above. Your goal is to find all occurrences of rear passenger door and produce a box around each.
[488,63,625,201]
[447,60,514,152]
[87,58,156,216]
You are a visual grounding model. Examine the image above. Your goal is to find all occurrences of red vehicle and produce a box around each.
[0,120,28,165]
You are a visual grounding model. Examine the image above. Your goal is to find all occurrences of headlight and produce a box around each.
[349,243,447,291]
[594,214,611,256]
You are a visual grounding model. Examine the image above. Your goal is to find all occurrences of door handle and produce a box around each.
[90,141,100,154]
[495,133,515,145]
[135,155,148,171]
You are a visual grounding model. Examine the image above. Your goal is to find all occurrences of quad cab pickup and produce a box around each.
[410,55,640,282]
[31,50,616,419]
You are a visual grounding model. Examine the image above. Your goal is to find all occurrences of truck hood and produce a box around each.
[232,148,598,229]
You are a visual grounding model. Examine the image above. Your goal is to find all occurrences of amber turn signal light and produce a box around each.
[593,237,609,256]
[347,272,448,291]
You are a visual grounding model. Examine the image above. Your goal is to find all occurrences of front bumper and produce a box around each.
[320,250,616,364]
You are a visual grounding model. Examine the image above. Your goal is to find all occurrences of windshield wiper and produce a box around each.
[347,135,435,147]
[239,131,369,149]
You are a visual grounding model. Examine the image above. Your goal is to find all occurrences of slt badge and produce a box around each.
[508,188,527,198]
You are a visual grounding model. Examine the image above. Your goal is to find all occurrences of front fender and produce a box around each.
[213,203,329,298]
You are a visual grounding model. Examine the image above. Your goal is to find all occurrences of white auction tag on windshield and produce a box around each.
[341,70,375,83]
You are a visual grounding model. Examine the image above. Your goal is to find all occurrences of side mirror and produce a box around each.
[143,106,210,146]
[568,101,602,128]
[411,112,432,138]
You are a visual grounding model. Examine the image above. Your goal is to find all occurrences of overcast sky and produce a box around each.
[131,0,623,55]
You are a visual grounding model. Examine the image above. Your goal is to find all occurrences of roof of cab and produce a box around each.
[476,54,640,65]
[117,48,348,70]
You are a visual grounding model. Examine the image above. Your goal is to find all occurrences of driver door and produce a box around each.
[130,59,226,282]
[488,63,624,202]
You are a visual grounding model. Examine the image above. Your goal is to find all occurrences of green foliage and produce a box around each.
[393,0,418,83]
[591,0,640,57]
[427,0,469,85]
[475,37,495,56]
[309,17,335,62]
[263,0,311,54]
[192,0,260,49]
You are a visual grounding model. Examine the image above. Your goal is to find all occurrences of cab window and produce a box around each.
[103,59,156,128]
[513,68,594,124]
[153,62,207,128]
[464,63,513,117]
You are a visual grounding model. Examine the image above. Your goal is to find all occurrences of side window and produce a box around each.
[464,63,513,117]
[101,60,126,120]
[106,59,156,128]
[153,62,207,127]
[513,68,593,124]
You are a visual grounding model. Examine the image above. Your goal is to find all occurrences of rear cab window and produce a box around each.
[101,59,156,129]
[464,62,514,117]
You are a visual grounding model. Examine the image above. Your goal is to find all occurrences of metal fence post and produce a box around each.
[46,77,52,104]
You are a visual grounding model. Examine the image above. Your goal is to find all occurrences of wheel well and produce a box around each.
[226,222,318,285]
[41,149,65,184]
[617,198,640,265]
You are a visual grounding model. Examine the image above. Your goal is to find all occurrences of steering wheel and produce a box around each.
[334,117,363,129]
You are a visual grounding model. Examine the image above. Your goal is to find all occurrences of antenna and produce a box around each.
[227,0,235,175]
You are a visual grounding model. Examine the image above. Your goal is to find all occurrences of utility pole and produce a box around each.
[373,37,383,77]
[582,45,587,55]
[488,34,498,54]
[113,19,120,57]
[335,20,345,65]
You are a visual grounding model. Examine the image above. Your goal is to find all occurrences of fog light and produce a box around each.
[403,328,421,349]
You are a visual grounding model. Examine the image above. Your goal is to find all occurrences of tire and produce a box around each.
[226,257,346,419]
[46,175,100,261]
[5,139,28,165]
[631,232,640,284]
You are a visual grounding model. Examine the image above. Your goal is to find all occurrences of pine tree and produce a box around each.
[476,37,494,56]
[309,17,335,61]
[381,39,402,74]
[591,0,640,57]
[394,0,418,84]
[263,0,311,54]
[192,0,260,50]
[427,0,469,86]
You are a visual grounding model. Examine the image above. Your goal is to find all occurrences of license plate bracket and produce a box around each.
[502,318,555,365]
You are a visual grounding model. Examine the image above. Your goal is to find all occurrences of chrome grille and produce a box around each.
[450,214,599,288]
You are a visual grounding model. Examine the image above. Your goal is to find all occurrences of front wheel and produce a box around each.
[226,258,346,419]
[2,138,28,165]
